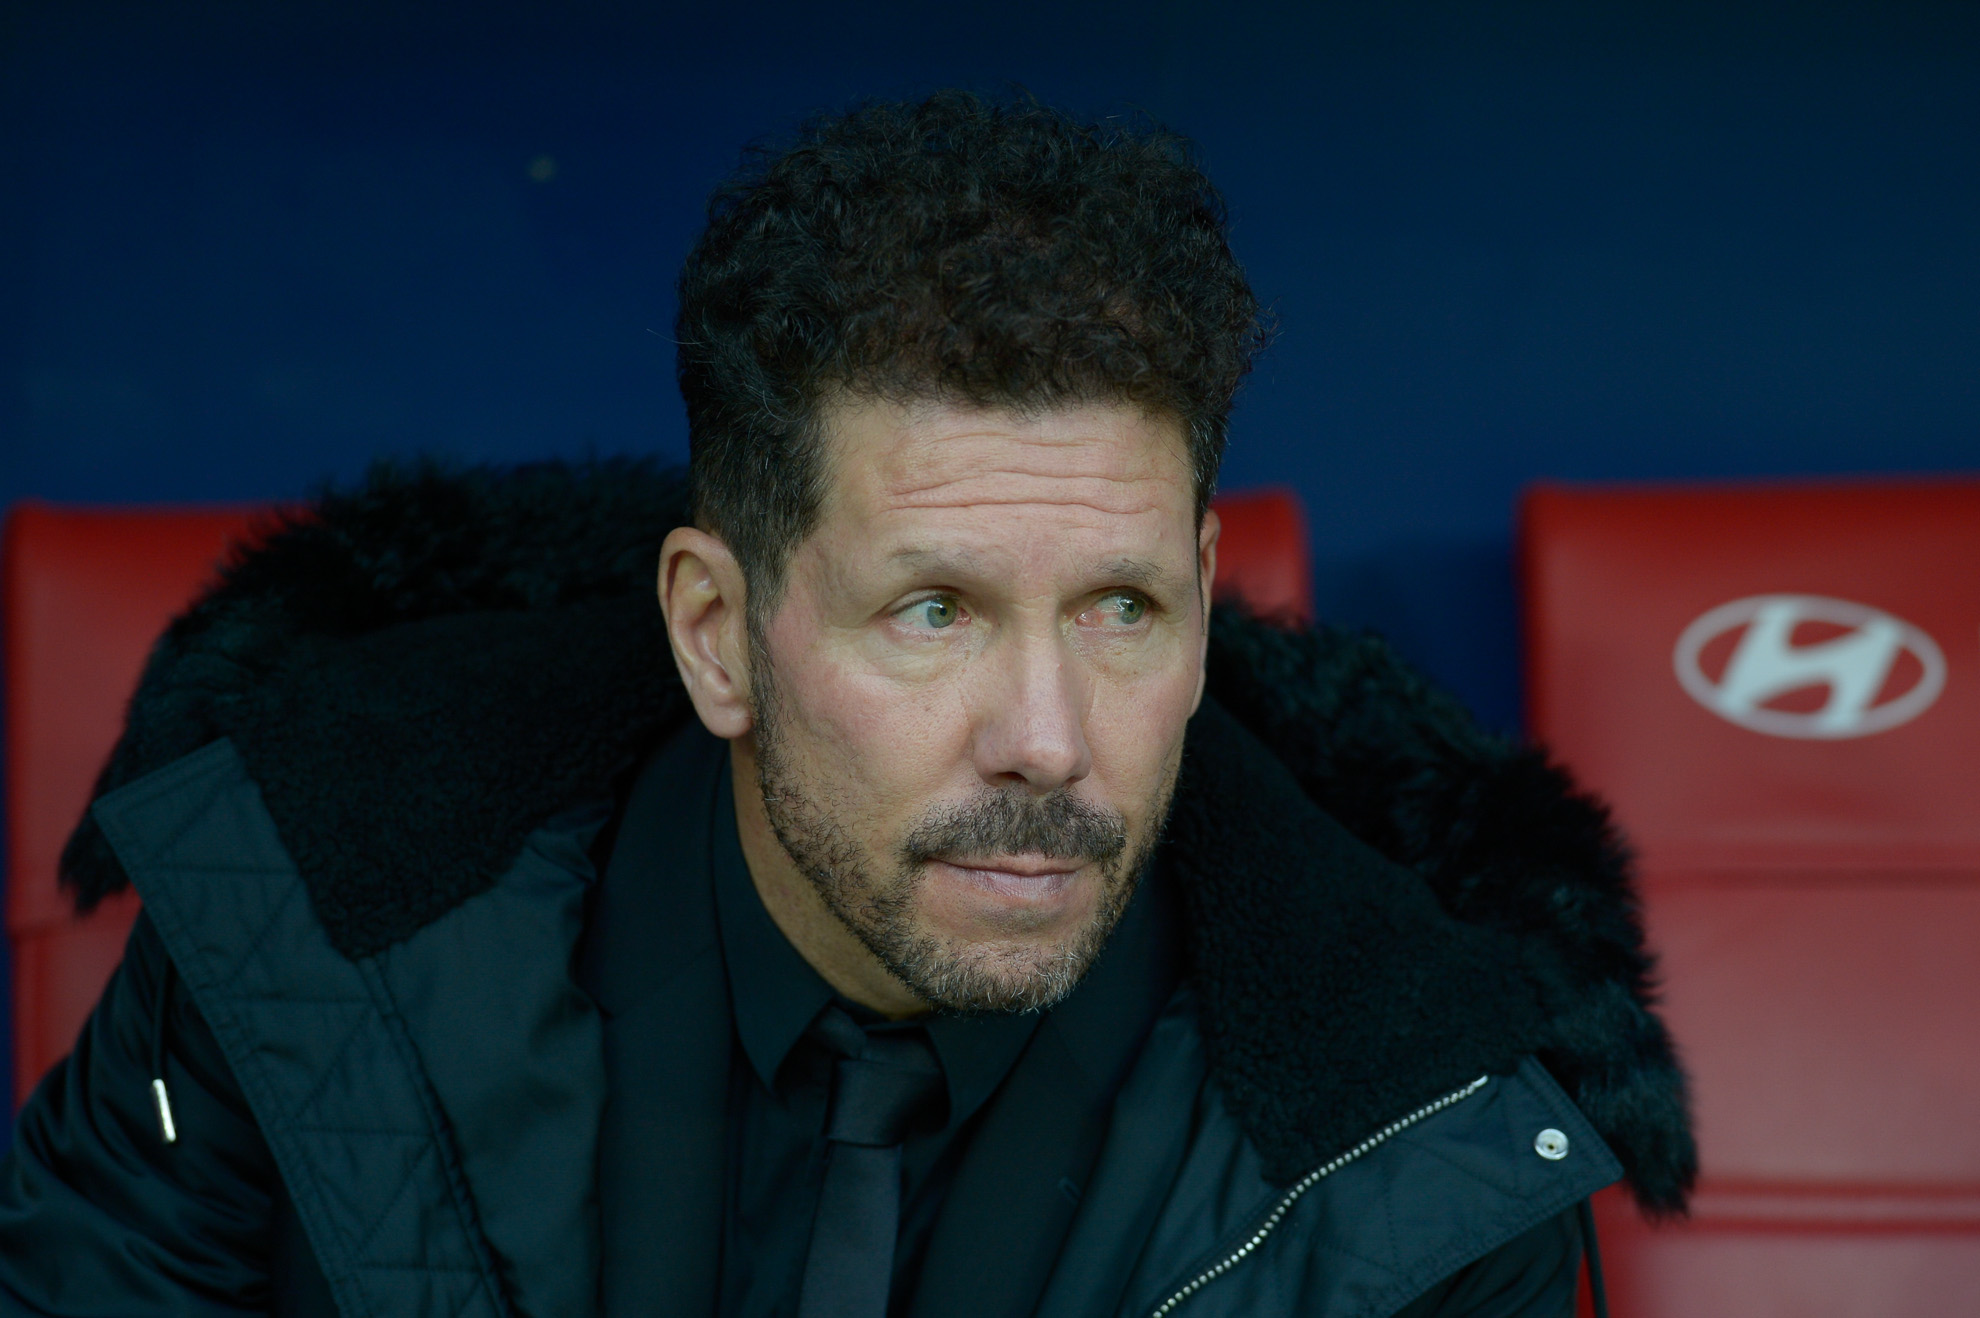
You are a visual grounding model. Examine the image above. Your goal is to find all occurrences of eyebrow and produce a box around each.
[1089,557,1173,591]
[886,548,1181,593]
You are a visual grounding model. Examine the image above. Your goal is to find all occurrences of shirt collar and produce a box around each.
[711,762,837,1090]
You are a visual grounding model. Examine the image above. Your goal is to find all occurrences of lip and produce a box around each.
[929,855,1082,903]
[939,853,1080,879]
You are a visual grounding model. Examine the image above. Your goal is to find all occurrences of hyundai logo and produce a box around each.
[1673,594,1946,739]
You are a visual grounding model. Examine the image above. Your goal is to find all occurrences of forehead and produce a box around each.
[817,398,1193,526]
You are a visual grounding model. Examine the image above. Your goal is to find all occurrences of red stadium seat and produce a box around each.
[1,487,1310,1110]
[1521,479,1980,1316]
[2,504,267,1109]
[1209,486,1314,624]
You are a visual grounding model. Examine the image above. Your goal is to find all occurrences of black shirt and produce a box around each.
[586,725,1180,1317]
[709,764,1040,1318]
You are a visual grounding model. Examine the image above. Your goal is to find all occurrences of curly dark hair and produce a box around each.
[676,90,1270,616]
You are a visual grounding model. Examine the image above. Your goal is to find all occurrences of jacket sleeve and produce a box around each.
[0,911,278,1314]
[1390,1204,1584,1318]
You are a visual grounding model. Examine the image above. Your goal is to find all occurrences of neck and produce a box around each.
[726,737,930,1019]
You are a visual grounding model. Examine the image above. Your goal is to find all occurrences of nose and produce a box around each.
[970,629,1092,793]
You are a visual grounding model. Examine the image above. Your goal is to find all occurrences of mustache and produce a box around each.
[902,789,1128,867]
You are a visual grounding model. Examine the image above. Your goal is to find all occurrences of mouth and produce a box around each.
[928,854,1084,903]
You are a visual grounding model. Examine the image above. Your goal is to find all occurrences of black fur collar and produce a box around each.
[62,459,1692,1213]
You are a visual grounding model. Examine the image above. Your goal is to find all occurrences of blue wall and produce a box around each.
[9,0,1980,730]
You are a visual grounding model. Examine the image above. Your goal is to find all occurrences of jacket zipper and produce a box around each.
[1148,1074,1491,1317]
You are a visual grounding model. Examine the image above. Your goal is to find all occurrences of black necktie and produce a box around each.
[797,1006,947,1318]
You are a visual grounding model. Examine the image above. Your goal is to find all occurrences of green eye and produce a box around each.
[916,596,959,629]
[1106,594,1147,624]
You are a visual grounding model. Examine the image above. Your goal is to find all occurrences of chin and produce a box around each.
[883,893,1128,1015]
[904,949,1089,1015]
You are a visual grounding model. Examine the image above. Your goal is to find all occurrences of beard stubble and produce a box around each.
[749,659,1175,1014]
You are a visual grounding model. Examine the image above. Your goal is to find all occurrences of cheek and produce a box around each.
[1085,657,1201,803]
[768,631,975,810]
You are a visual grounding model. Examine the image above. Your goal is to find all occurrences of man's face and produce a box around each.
[746,398,1214,1012]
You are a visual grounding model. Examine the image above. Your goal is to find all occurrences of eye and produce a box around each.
[1093,592,1149,626]
[905,595,961,630]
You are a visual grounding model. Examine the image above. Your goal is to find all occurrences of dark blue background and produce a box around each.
[4,0,1979,1108]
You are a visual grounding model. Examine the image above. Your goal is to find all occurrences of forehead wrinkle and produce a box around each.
[890,423,1146,457]
[821,403,1197,578]
[876,471,1172,516]
[878,426,1176,484]
[886,546,989,576]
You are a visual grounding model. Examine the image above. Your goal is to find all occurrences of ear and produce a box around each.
[660,527,755,740]
[1190,507,1220,716]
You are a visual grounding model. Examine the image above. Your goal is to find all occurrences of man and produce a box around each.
[0,93,1691,1316]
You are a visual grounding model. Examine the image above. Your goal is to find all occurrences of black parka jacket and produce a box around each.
[0,463,1694,1317]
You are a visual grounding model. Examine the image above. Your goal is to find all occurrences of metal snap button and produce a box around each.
[1534,1128,1569,1161]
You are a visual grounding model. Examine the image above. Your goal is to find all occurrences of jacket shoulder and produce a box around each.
[61,460,695,959]
[87,736,608,1318]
